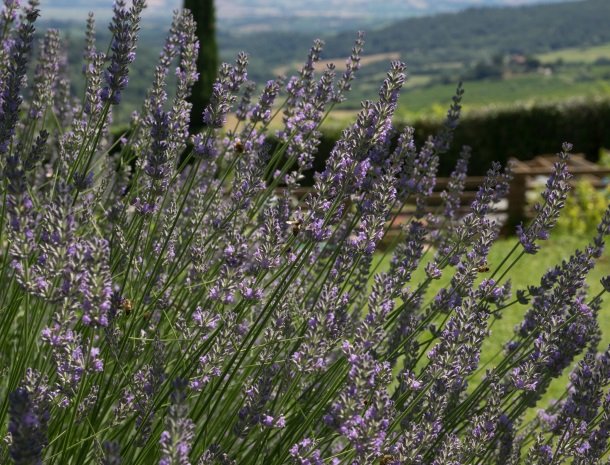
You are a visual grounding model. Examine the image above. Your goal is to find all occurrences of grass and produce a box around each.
[479,235,608,400]
[374,232,610,415]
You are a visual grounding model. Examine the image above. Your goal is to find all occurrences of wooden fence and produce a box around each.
[280,154,610,236]
[507,154,610,227]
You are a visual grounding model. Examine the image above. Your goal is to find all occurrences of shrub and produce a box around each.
[556,178,610,235]
[1,2,610,464]
[302,98,610,183]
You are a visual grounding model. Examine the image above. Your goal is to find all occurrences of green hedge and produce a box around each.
[316,98,610,181]
[111,98,610,184]
[415,98,610,176]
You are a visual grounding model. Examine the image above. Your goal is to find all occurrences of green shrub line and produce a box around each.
[313,98,610,182]
[111,98,610,184]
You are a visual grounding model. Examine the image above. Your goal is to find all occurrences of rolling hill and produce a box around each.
[220,0,610,81]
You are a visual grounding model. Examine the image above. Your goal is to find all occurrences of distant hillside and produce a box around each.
[220,0,609,80]
[39,0,569,25]
[41,0,610,124]
[215,0,570,33]
[326,0,609,65]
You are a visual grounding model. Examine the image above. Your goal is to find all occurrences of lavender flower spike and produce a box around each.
[8,387,49,465]
[334,31,365,102]
[0,4,38,156]
[159,379,195,465]
[517,142,573,254]
[101,0,145,104]
[28,29,60,120]
[200,54,248,128]
[102,440,122,465]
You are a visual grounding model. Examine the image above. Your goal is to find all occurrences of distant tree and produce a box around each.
[184,0,218,131]
[524,55,541,71]
[469,58,503,81]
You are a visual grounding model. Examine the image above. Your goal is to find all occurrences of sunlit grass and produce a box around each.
[375,232,610,409]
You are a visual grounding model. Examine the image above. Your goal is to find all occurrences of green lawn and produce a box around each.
[477,234,608,402]
[374,232,610,413]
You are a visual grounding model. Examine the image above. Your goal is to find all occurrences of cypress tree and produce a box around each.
[184,0,218,131]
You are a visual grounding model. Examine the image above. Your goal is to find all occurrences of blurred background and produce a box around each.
[38,0,610,196]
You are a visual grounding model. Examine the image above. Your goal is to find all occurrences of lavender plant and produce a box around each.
[0,1,609,464]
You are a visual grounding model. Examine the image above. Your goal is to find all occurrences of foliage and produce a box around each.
[556,179,610,235]
[184,0,218,131]
[411,97,610,175]
[309,98,610,181]
[219,0,610,83]
[599,147,610,168]
[1,2,610,465]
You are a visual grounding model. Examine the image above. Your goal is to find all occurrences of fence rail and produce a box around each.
[507,154,610,228]
[278,154,610,237]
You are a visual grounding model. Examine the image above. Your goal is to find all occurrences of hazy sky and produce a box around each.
[39,0,567,21]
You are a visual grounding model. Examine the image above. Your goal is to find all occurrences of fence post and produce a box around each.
[506,172,527,232]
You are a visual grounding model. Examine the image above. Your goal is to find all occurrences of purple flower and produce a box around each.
[101,0,145,104]
[201,54,248,128]
[334,31,365,102]
[250,79,280,124]
[517,143,573,254]
[159,379,194,465]
[289,438,326,465]
[28,29,60,119]
[8,386,49,465]
[102,440,122,465]
[0,3,38,157]
[1,5,609,464]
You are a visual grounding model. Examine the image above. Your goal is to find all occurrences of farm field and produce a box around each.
[337,56,610,122]
[538,42,610,64]
[396,70,610,118]
[230,63,610,132]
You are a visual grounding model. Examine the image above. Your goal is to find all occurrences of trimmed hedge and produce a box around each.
[413,98,610,176]
[111,98,610,184]
[315,98,610,182]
